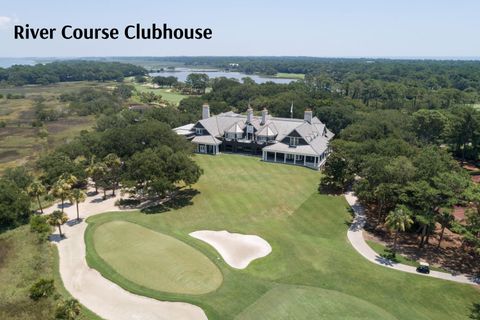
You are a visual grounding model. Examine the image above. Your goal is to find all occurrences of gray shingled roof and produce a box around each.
[262,142,319,156]
[224,121,245,134]
[256,123,278,137]
[192,135,222,145]
[178,111,334,156]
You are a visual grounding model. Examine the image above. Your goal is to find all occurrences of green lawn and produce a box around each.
[85,154,480,320]
[273,72,305,79]
[92,220,222,294]
[131,83,188,105]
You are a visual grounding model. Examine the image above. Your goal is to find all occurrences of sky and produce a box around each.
[0,0,479,58]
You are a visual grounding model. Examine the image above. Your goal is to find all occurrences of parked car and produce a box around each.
[416,262,430,274]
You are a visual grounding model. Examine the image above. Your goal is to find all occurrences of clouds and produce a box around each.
[0,16,18,29]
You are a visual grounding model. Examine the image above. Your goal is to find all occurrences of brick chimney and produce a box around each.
[202,103,210,119]
[261,108,268,124]
[304,108,313,123]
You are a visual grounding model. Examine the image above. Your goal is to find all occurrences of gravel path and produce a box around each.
[44,191,207,320]
[345,191,479,286]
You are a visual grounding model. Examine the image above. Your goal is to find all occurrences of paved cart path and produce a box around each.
[345,191,479,286]
[44,191,207,320]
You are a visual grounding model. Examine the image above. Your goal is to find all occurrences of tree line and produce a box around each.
[0,61,146,86]
[320,107,480,267]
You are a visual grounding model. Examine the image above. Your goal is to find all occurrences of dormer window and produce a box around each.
[195,128,204,135]
[289,137,299,147]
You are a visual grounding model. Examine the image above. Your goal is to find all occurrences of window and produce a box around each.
[289,137,299,146]
[225,132,235,139]
[195,128,204,135]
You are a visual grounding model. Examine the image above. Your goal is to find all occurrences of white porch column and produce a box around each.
[304,156,306,166]
[294,155,296,165]
[284,154,287,163]
[274,152,277,162]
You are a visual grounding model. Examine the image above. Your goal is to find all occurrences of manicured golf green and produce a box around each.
[92,220,222,294]
[85,154,480,320]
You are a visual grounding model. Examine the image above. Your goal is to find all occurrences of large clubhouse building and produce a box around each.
[174,104,334,169]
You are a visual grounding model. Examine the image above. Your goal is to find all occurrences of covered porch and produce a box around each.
[196,144,220,154]
[262,150,328,170]
[192,135,221,155]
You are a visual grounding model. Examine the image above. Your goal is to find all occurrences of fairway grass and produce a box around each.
[273,72,305,79]
[131,83,187,105]
[92,220,222,295]
[85,154,480,320]
[235,285,397,320]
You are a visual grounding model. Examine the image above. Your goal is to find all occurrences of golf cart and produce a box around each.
[416,262,430,274]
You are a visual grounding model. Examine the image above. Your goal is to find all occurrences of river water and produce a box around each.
[149,68,298,84]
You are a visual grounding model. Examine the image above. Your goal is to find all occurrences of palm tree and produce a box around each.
[86,162,107,194]
[385,205,414,255]
[437,211,454,249]
[86,161,106,194]
[60,173,78,186]
[27,180,46,214]
[69,188,87,221]
[47,210,68,237]
[51,175,77,212]
[104,153,122,196]
[51,180,72,213]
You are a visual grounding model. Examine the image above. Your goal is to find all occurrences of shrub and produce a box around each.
[38,128,49,139]
[31,120,44,128]
[116,198,141,207]
[29,278,55,300]
[135,75,147,83]
[0,120,6,128]
[6,93,25,99]
[30,215,51,241]
[55,298,81,320]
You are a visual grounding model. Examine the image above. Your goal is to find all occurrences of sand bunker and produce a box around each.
[190,230,272,269]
